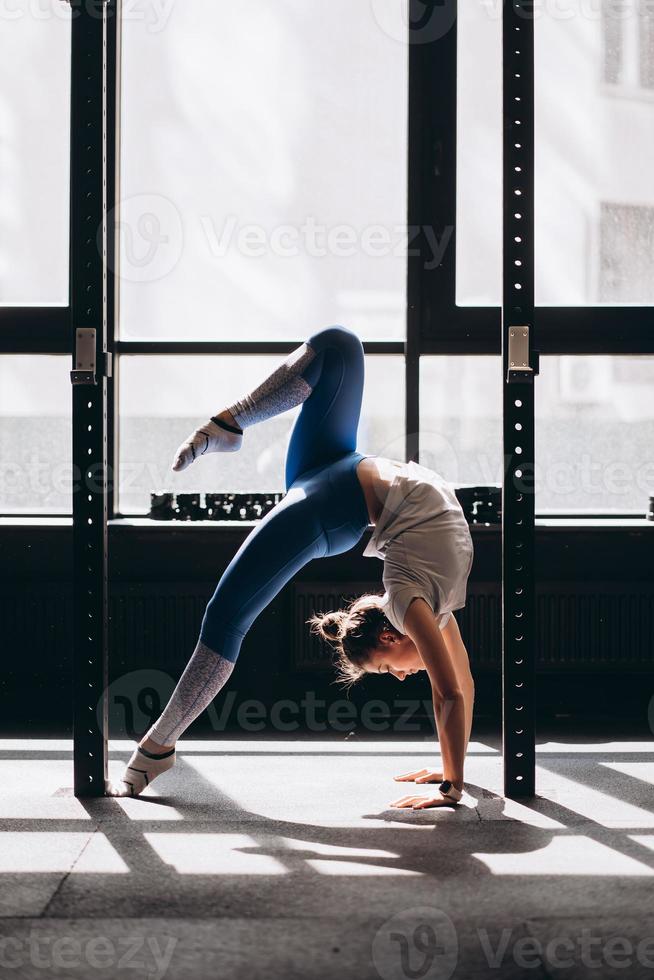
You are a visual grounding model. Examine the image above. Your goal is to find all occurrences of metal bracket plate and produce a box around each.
[507,325,534,384]
[71,328,97,385]
[70,329,113,385]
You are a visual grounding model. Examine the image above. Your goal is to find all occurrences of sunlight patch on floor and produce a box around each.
[0,832,129,874]
[473,835,654,876]
[144,833,421,876]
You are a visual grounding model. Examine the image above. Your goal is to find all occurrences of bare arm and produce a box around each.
[441,612,475,756]
[402,597,467,789]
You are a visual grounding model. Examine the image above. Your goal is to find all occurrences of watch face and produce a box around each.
[440,780,451,793]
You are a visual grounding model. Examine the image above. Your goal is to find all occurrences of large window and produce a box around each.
[0,357,71,514]
[118,0,408,341]
[420,355,654,514]
[535,355,654,514]
[419,357,502,487]
[3,5,651,521]
[602,0,654,91]
[113,0,409,516]
[456,0,654,306]
[0,1,71,305]
[599,203,654,302]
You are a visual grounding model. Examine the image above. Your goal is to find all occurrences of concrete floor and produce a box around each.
[1,732,653,980]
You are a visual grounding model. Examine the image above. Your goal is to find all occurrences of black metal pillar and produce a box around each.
[70,0,115,796]
[406,0,459,461]
[501,0,539,797]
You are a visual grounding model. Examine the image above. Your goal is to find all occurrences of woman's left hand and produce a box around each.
[393,768,443,784]
[389,793,458,809]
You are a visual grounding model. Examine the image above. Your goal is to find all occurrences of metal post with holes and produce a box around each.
[70,0,114,796]
[502,0,539,798]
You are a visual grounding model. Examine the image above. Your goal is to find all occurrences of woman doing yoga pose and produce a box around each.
[108,326,475,808]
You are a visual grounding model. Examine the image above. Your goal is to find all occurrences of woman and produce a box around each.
[108,325,475,808]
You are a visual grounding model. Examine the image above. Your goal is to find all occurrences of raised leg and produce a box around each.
[170,324,365,479]
[284,325,365,488]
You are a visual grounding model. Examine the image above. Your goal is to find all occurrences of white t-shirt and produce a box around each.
[362,458,474,634]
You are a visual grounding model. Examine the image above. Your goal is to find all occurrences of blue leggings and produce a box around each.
[199,326,371,662]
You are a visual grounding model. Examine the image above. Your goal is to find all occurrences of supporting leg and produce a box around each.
[106,639,233,796]
[107,487,326,796]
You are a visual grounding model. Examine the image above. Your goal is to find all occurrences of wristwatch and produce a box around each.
[438,779,462,803]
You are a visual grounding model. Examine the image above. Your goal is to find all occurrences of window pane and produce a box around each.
[603,1,623,85]
[639,4,654,89]
[118,355,405,514]
[0,2,71,305]
[119,0,408,341]
[535,355,654,513]
[420,357,502,486]
[456,4,502,307]
[421,355,654,513]
[457,1,654,306]
[0,357,71,513]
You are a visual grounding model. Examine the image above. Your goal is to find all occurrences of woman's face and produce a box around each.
[365,631,425,681]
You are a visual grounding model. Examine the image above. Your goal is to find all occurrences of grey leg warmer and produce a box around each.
[146,639,235,746]
[227,341,317,429]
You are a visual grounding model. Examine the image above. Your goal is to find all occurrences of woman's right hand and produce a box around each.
[393,767,443,784]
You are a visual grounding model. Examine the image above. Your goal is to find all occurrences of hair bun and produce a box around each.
[307,610,346,645]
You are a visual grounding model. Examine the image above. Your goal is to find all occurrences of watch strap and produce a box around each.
[438,779,462,802]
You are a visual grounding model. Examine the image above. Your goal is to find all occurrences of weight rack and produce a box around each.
[70,0,117,796]
[501,0,539,797]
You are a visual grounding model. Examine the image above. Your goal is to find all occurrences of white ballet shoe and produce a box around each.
[106,744,176,797]
[172,416,243,473]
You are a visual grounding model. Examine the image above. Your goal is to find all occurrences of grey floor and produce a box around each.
[1,731,653,980]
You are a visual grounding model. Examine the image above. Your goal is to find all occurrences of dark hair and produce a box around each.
[307,593,399,689]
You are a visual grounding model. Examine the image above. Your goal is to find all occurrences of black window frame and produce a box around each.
[2,1,653,519]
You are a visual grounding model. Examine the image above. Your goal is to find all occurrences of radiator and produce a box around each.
[2,581,653,679]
